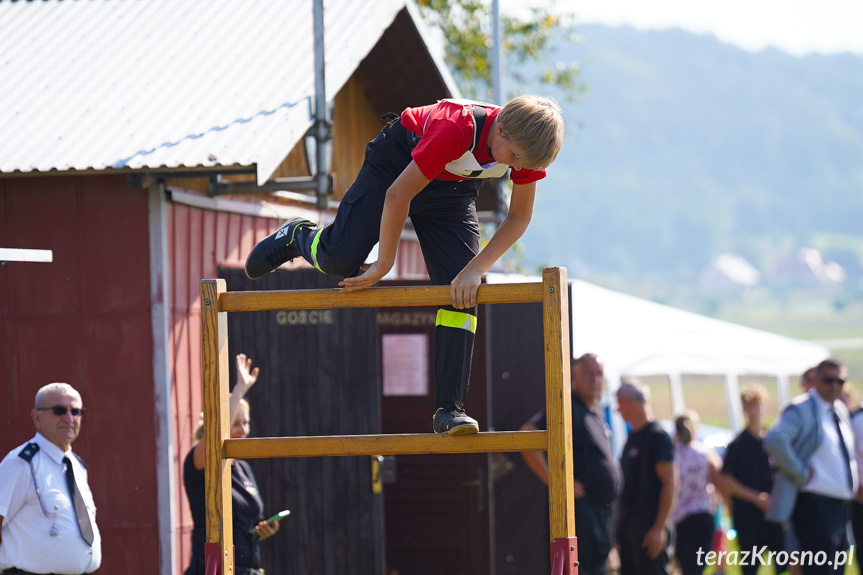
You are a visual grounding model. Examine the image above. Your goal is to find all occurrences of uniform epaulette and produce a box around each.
[18,443,39,462]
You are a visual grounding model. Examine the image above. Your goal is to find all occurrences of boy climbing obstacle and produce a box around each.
[245,95,564,435]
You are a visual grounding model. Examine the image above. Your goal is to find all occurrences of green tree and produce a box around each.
[415,0,582,101]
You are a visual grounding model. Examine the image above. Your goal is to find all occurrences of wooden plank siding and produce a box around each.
[168,203,282,573]
[0,175,160,574]
[167,73,424,572]
[166,202,429,570]
[1,15,450,574]
[487,302,552,573]
[219,267,385,575]
[329,76,382,200]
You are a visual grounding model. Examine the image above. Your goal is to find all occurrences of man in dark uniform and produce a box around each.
[521,353,620,575]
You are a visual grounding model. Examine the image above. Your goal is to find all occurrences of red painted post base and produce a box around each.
[204,543,225,575]
[550,537,578,575]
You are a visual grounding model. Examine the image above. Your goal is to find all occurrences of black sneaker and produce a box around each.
[433,407,479,435]
[245,217,316,279]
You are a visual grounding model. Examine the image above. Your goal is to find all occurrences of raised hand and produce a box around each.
[235,353,260,389]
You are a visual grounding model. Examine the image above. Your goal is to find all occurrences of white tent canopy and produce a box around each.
[569,279,827,380]
[488,273,830,432]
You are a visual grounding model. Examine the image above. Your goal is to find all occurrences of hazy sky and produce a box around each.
[503,0,863,56]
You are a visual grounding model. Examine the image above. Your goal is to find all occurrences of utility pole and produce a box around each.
[490,0,505,223]
[312,0,332,211]
[492,0,502,104]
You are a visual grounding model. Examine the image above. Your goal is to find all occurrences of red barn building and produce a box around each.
[0,2,512,573]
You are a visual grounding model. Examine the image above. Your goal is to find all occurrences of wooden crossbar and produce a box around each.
[202,268,576,575]
[224,430,548,459]
[216,282,544,312]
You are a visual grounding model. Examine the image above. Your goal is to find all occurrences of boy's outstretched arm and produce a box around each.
[450,181,536,309]
[339,161,430,292]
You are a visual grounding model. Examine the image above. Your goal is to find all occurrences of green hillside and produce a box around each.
[518,25,863,288]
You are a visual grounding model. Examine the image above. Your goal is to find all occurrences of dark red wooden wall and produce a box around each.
[166,197,289,573]
[1,173,432,575]
[0,174,159,574]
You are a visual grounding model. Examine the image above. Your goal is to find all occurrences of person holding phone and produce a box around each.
[183,354,282,575]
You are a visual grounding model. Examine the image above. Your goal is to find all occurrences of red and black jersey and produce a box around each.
[399,100,546,185]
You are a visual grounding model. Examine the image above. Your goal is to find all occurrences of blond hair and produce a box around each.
[498,95,565,169]
[194,398,250,441]
[740,383,767,407]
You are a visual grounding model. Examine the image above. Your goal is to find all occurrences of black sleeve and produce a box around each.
[722,438,740,476]
[183,448,204,491]
[653,428,674,463]
[182,447,206,533]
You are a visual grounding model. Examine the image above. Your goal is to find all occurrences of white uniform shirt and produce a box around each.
[852,406,863,487]
[0,433,102,574]
[801,392,858,500]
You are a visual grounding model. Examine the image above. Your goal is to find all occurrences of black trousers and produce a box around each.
[674,512,715,575]
[735,517,788,575]
[617,515,670,575]
[184,557,262,575]
[295,118,483,410]
[850,501,863,567]
[574,498,613,575]
[792,492,851,575]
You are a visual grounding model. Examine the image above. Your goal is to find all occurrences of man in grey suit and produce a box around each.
[764,358,857,574]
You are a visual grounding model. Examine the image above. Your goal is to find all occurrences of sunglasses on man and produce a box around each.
[821,376,846,386]
[35,405,86,417]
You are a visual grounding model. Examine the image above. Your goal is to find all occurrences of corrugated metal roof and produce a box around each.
[0,0,416,184]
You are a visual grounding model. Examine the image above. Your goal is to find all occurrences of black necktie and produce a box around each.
[831,409,854,492]
[63,456,95,545]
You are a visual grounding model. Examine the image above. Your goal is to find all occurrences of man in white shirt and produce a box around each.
[0,383,101,575]
[764,359,856,575]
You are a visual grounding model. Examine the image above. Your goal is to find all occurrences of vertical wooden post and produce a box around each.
[201,280,233,575]
[542,268,578,574]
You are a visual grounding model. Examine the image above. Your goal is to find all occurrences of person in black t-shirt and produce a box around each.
[616,380,676,575]
[183,354,282,575]
[718,384,787,575]
[521,353,621,575]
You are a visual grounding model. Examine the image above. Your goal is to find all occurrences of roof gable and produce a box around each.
[0,0,449,184]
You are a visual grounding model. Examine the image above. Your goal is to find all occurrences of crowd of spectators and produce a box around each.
[523,355,859,575]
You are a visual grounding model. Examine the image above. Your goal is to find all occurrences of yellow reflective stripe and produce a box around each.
[310,228,324,271]
[435,309,477,333]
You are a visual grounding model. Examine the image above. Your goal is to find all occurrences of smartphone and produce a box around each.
[249,509,290,533]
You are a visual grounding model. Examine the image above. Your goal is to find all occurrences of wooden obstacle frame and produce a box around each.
[200,267,578,575]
